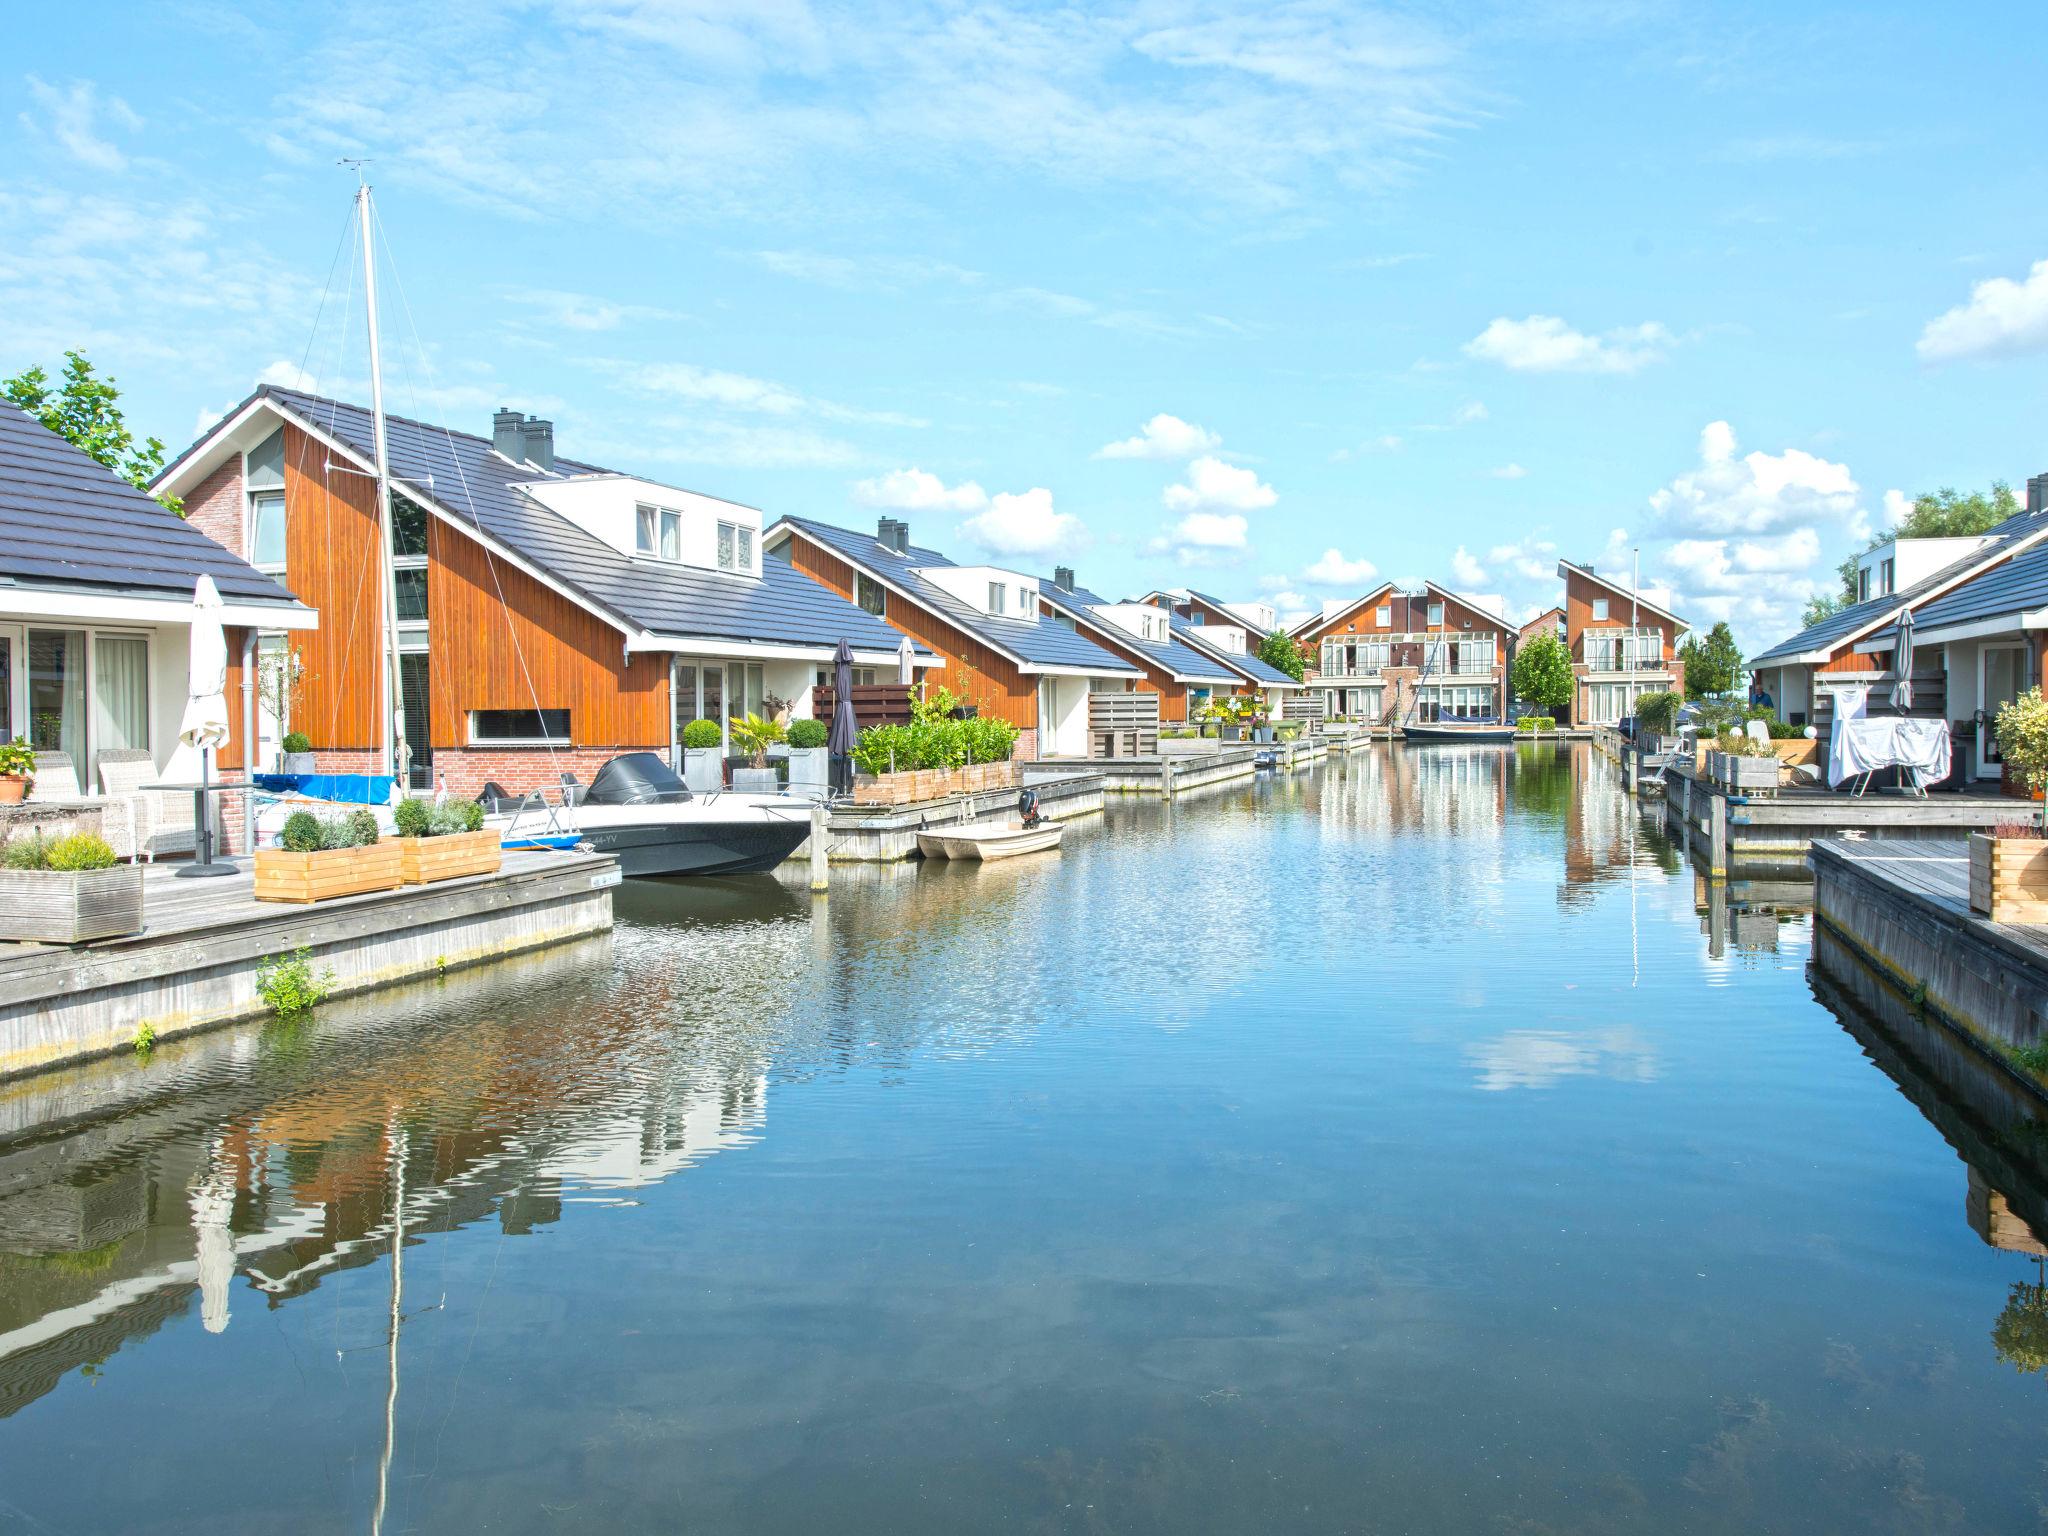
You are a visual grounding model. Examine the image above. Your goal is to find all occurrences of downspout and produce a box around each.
[241,629,258,855]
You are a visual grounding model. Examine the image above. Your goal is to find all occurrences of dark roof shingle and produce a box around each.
[1037,580,1241,683]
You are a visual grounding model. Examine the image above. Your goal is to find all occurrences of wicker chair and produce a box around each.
[31,751,85,799]
[97,750,195,861]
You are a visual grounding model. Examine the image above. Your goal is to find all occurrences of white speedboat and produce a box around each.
[491,752,812,877]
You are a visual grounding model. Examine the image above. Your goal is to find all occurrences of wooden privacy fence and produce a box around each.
[811,682,915,728]
[1088,692,1160,757]
[1282,695,1326,722]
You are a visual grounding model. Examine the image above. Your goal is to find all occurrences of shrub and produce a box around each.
[281,731,312,755]
[1994,821,2046,841]
[256,947,333,1018]
[728,711,786,767]
[1516,716,1556,733]
[0,737,35,777]
[1996,688,2048,794]
[1634,691,1681,737]
[279,810,324,853]
[681,718,722,750]
[393,796,432,838]
[346,808,381,847]
[959,716,1020,764]
[45,832,117,871]
[1764,718,1805,740]
[430,799,484,835]
[786,717,829,749]
[3,832,50,870]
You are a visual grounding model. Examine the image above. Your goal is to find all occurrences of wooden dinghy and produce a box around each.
[916,818,1065,861]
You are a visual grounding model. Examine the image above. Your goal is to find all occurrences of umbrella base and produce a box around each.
[175,860,241,879]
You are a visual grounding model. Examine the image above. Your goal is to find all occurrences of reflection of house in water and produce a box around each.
[1969,1166,2048,1257]
[1555,747,1675,910]
[1690,871,1813,961]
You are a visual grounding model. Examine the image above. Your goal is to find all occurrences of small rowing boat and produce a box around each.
[916,818,1065,861]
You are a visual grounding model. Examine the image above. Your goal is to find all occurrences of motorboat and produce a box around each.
[1401,720,1518,743]
[916,817,1065,861]
[490,752,812,877]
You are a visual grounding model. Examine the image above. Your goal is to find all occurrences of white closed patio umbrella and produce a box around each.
[1889,607,1915,712]
[178,575,236,877]
[897,633,916,687]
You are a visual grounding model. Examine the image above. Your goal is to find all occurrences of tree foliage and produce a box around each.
[1993,1279,2048,1376]
[1679,621,1743,697]
[1257,628,1307,681]
[1510,631,1573,712]
[1824,482,2020,608]
[3,351,181,515]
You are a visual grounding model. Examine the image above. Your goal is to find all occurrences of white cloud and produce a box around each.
[961,487,1084,557]
[21,76,141,172]
[620,360,923,427]
[1163,455,1276,512]
[1452,399,1487,425]
[1917,258,2048,362]
[1647,421,1860,536]
[633,421,867,469]
[1095,412,1222,460]
[1882,487,1912,529]
[1490,462,1527,479]
[852,468,987,512]
[1464,314,1673,374]
[1304,548,1378,586]
[1485,536,1557,583]
[501,286,687,331]
[1449,545,1487,587]
[1168,511,1249,549]
[257,359,318,390]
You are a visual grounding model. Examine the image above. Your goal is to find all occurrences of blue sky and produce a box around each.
[5,1,2045,652]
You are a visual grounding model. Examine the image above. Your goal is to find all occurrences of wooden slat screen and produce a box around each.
[1088,691,1160,757]
[811,683,915,727]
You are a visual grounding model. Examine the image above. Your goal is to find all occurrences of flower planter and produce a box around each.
[784,746,830,795]
[681,748,724,794]
[278,751,319,775]
[253,840,404,905]
[0,776,25,806]
[0,864,144,943]
[1969,832,2048,922]
[1711,752,1781,793]
[852,759,1019,806]
[387,828,502,886]
[1769,739,1818,768]
[731,768,781,794]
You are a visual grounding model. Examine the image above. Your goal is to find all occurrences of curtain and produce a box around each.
[93,635,150,754]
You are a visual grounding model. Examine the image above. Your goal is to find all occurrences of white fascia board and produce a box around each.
[0,587,317,630]
[628,631,932,667]
[1878,609,2048,647]
[1024,662,1140,679]
[263,399,639,645]
[152,395,273,499]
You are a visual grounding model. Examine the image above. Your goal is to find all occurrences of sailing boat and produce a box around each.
[335,177,815,877]
[1400,628,1516,743]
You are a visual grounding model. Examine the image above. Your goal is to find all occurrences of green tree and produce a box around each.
[1257,628,1307,682]
[1680,621,1743,697]
[1801,590,1846,629]
[2,351,181,515]
[1510,631,1573,713]
[1824,482,2021,608]
[1993,1276,2048,1376]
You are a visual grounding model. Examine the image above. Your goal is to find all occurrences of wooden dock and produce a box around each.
[0,849,619,1080]
[1810,837,2048,1058]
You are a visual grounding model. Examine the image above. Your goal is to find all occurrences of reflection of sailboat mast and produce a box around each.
[372,1115,405,1536]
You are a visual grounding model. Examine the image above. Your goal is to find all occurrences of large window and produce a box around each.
[28,629,86,763]
[856,574,886,616]
[1415,684,1495,722]
[815,666,879,688]
[92,635,149,754]
[469,708,570,743]
[637,503,684,561]
[250,493,287,572]
[1427,602,1445,626]
[717,520,754,571]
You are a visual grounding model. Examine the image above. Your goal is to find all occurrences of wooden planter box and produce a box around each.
[1969,832,2048,922]
[253,840,404,905]
[387,829,502,886]
[1710,751,1781,792]
[1770,739,1818,767]
[853,759,1019,806]
[0,864,144,943]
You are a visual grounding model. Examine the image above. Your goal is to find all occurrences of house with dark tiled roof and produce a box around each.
[1036,568,1244,722]
[763,515,1141,757]
[1285,581,1514,726]
[155,388,930,795]
[0,400,313,790]
[1556,560,1687,728]
[1746,497,2048,769]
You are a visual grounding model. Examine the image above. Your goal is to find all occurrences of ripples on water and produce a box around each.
[2,744,2047,1534]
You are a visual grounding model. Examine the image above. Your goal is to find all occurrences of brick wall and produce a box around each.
[309,750,386,775]
[183,459,244,555]
[429,746,664,800]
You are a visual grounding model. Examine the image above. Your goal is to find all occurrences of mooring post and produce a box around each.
[1707,789,1728,880]
[808,803,829,894]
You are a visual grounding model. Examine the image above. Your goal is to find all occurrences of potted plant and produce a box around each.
[1972,689,2048,920]
[727,711,787,793]
[0,738,33,805]
[784,716,831,795]
[0,830,142,942]
[1709,730,1781,792]
[278,730,317,775]
[680,718,723,793]
[387,796,500,885]
[253,807,403,904]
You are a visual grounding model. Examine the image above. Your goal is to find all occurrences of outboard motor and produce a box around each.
[1017,786,1042,828]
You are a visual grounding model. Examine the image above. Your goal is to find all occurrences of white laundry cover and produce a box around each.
[1828,716,1951,787]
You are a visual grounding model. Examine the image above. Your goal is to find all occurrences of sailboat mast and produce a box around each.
[356,179,408,786]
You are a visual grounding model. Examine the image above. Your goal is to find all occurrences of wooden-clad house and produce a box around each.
[1035,568,1243,721]
[1556,560,1687,728]
[763,516,1142,757]
[1288,582,1512,726]
[155,388,927,795]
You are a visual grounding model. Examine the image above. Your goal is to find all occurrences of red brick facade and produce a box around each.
[427,745,662,801]
[183,459,244,556]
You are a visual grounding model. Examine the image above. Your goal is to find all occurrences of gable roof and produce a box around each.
[1422,581,1509,628]
[1,400,309,619]
[1167,613,1300,686]
[1287,584,1399,640]
[160,388,919,659]
[1556,559,1687,632]
[1863,530,2048,645]
[766,516,1139,675]
[1036,580,1240,684]
[1749,507,2048,667]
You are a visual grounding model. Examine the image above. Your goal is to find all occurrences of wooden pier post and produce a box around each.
[1707,789,1729,880]
[808,804,829,894]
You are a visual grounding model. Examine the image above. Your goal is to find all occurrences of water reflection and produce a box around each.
[6,746,2048,1531]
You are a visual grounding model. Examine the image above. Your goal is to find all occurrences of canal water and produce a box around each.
[3,744,2046,1534]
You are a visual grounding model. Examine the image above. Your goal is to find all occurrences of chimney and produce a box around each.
[1054,565,1075,592]
[876,516,909,554]
[2029,472,2048,515]
[518,416,555,473]
[492,407,522,460]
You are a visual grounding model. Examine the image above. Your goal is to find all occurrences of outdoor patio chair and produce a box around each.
[31,750,85,800]
[97,749,195,862]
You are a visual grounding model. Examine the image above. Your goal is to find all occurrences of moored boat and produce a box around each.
[916,819,1065,861]
[1401,721,1518,742]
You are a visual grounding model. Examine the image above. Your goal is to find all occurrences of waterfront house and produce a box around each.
[1746,498,2048,761]
[1556,560,1688,727]
[1518,605,1566,646]
[0,401,314,792]
[763,516,1143,757]
[1159,612,1304,715]
[1035,568,1244,722]
[155,388,925,795]
[1289,582,1512,725]
[1137,588,1279,637]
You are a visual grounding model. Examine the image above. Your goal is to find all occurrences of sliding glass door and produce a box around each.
[28,629,86,764]
[93,634,150,755]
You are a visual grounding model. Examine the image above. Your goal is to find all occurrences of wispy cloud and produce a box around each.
[614,359,925,428]
[500,286,688,332]
[20,76,142,172]
[1465,314,1673,374]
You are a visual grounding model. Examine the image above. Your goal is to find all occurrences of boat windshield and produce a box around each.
[586,752,693,806]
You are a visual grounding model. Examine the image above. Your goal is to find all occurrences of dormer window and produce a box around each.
[989,581,1007,615]
[717,520,753,572]
[636,503,682,561]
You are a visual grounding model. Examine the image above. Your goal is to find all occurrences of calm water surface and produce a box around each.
[4,744,2047,1534]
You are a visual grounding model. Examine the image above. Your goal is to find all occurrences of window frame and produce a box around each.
[249,491,288,574]
[636,503,658,556]
[467,707,571,745]
[855,573,886,617]
[1591,597,1610,622]
[988,581,1007,616]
